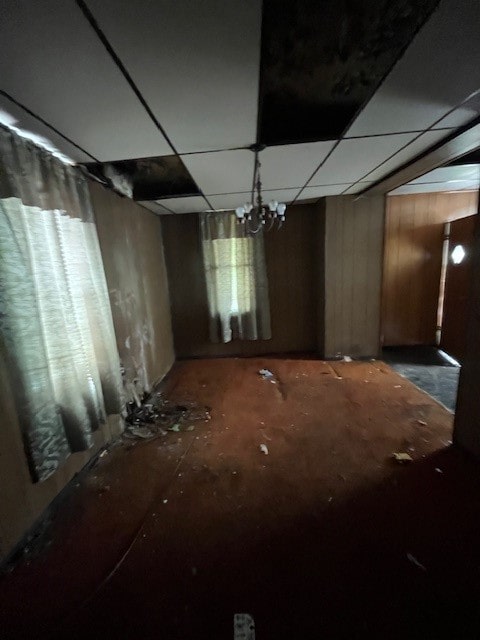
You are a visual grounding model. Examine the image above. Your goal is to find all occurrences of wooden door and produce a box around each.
[382,195,445,345]
[441,214,477,362]
[382,192,478,346]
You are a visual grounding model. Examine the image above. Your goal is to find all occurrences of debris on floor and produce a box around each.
[258,368,274,380]
[123,392,210,441]
[343,355,352,362]
[234,614,256,640]
[0,357,459,636]
[125,426,154,439]
[259,444,269,455]
[392,452,414,463]
[407,553,427,572]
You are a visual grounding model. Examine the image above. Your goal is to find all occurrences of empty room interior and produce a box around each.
[2,1,480,638]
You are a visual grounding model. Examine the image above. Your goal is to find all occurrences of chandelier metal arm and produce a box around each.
[235,145,287,235]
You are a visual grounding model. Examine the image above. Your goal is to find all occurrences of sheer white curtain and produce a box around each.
[0,126,123,482]
[201,212,271,343]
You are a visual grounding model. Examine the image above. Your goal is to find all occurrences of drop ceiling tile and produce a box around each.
[410,164,480,184]
[433,107,480,130]
[181,150,254,195]
[85,0,262,153]
[360,130,454,183]
[390,181,479,195]
[259,0,438,145]
[463,181,479,190]
[137,201,172,215]
[293,197,321,204]
[0,0,171,161]
[346,0,480,136]
[261,188,302,203]
[208,189,300,211]
[156,196,208,214]
[341,182,375,195]
[260,141,336,190]
[409,169,445,184]
[86,155,199,200]
[206,192,251,211]
[0,98,92,163]
[298,185,350,199]
[308,134,416,185]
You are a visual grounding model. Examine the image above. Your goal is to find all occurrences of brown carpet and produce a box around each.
[2,358,480,639]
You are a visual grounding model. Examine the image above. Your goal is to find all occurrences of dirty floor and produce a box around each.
[382,346,461,412]
[2,358,480,640]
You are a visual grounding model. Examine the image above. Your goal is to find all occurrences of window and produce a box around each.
[0,127,123,482]
[208,237,255,314]
[200,212,271,344]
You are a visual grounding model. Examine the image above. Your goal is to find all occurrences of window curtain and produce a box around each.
[0,126,123,482]
[200,211,271,343]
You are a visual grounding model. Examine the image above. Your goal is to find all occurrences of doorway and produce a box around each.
[381,188,478,411]
[440,214,477,363]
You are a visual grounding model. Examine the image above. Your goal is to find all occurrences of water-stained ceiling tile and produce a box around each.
[259,0,439,145]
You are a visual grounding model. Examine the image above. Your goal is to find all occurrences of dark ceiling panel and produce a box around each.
[259,0,440,146]
[84,155,200,201]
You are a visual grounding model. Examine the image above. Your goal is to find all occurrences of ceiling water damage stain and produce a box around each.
[85,154,200,201]
[259,0,440,145]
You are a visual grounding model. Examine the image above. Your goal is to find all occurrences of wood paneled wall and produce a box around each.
[382,191,478,346]
[0,183,175,561]
[324,195,385,358]
[162,203,324,358]
[91,182,175,390]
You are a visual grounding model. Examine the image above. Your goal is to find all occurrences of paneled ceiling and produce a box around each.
[390,164,480,195]
[1,0,480,214]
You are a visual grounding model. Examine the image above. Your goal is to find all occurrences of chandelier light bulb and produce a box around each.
[233,148,287,233]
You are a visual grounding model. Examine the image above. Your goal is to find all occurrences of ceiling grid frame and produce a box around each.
[1,0,480,211]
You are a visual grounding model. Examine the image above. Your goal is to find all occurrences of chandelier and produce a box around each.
[234,144,287,234]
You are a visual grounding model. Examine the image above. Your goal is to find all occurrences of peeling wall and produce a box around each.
[0,366,122,561]
[90,181,175,394]
[0,181,175,561]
